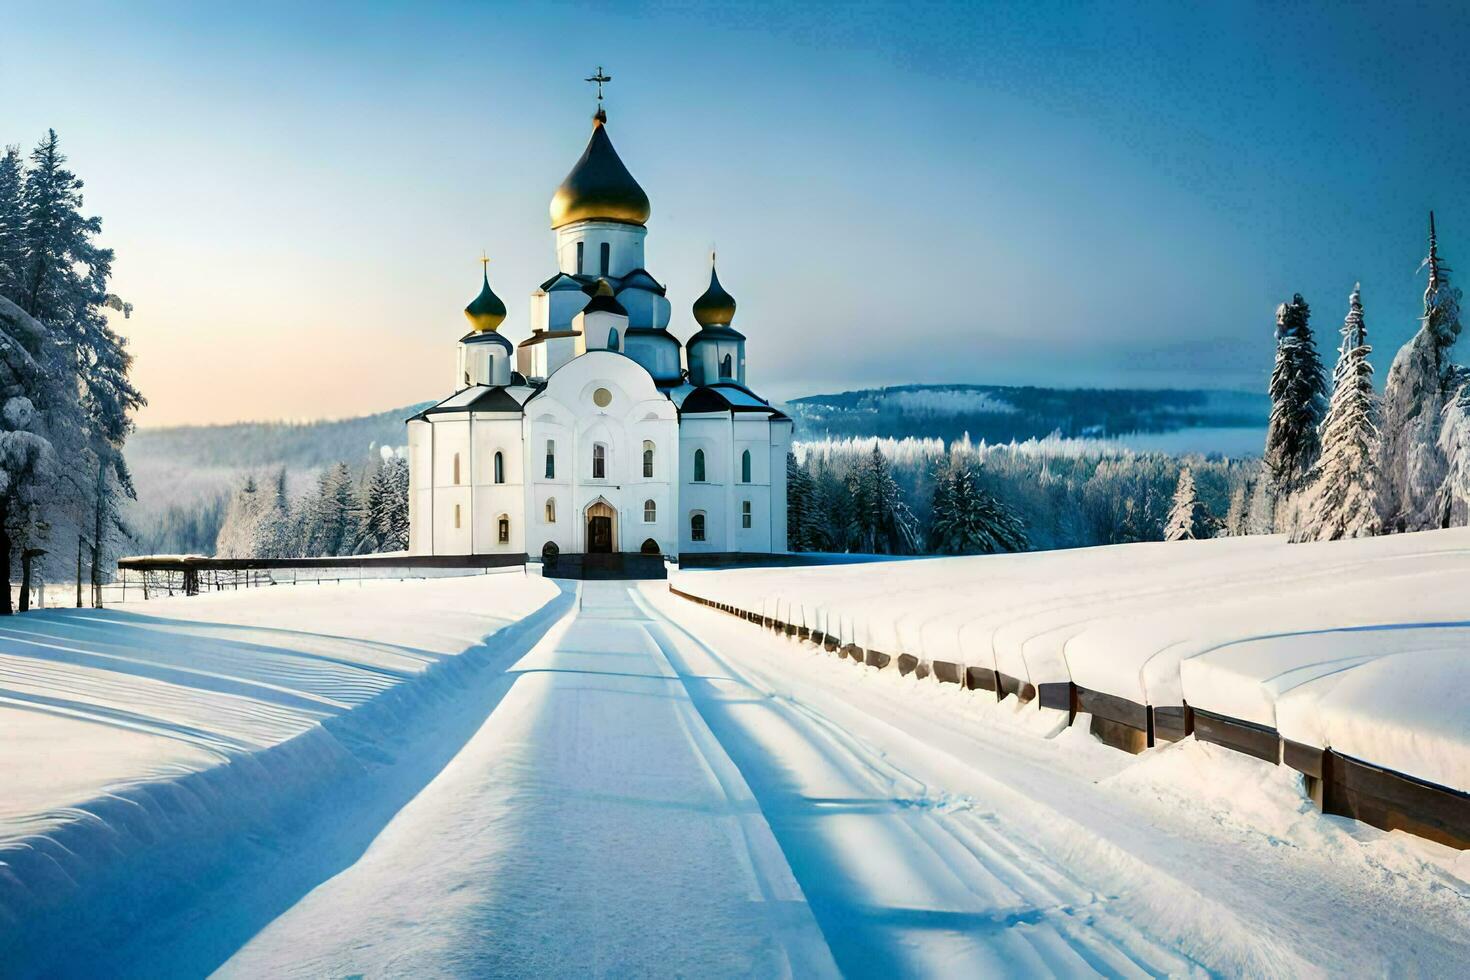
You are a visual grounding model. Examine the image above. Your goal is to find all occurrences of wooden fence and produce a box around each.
[668,583,1470,850]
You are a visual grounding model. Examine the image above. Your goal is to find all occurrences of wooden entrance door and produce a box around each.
[588,516,612,553]
[586,501,616,554]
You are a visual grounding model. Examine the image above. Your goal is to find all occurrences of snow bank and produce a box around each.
[0,572,561,962]
[671,528,1470,791]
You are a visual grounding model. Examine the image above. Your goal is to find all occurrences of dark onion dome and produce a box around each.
[582,278,628,316]
[464,267,507,332]
[549,112,651,230]
[692,263,737,327]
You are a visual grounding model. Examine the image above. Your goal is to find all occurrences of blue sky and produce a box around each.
[5,1,1469,425]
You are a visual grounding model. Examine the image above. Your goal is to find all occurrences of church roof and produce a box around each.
[517,329,582,348]
[679,382,787,419]
[459,329,513,351]
[687,323,746,345]
[409,385,525,420]
[549,114,651,230]
[541,272,587,292]
[582,279,628,316]
[537,269,667,298]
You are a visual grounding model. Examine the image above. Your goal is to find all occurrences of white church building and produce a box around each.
[406,94,791,572]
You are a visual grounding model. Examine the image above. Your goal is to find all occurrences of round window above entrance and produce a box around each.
[592,387,612,408]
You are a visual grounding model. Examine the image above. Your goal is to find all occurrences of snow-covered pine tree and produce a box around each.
[1163,466,1217,541]
[361,452,409,553]
[0,145,23,298]
[847,445,920,554]
[1224,479,1250,536]
[785,451,817,552]
[252,468,293,557]
[15,131,143,598]
[928,454,1028,554]
[303,462,361,557]
[1378,213,1466,531]
[1293,284,1381,541]
[1264,294,1328,506]
[215,474,264,558]
[0,297,57,612]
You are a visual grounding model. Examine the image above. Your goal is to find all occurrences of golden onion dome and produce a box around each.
[692,263,737,327]
[464,266,507,332]
[549,113,651,230]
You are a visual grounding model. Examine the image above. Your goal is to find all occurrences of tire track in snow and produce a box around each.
[634,588,1206,978]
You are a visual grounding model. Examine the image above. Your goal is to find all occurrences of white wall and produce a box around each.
[523,351,678,556]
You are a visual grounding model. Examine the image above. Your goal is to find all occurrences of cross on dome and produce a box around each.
[586,66,612,116]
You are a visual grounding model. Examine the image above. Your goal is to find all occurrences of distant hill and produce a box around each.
[785,384,1267,445]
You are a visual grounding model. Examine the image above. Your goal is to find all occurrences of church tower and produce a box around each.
[457,260,513,387]
[686,259,746,386]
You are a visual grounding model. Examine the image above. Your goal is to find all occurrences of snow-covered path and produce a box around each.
[219,583,1214,977]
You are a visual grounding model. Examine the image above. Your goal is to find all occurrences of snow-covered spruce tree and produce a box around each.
[928,454,1028,554]
[784,451,818,552]
[0,297,57,613]
[1293,284,1381,541]
[1264,294,1328,512]
[1378,213,1466,531]
[215,474,264,558]
[846,445,920,554]
[1163,466,1217,541]
[16,131,143,597]
[1224,479,1250,536]
[302,462,362,557]
[360,452,409,553]
[0,145,23,298]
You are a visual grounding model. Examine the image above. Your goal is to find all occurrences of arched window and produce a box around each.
[693,448,706,482]
[453,452,461,485]
[545,498,557,523]
[642,440,655,478]
[592,443,607,479]
[720,353,733,378]
[742,499,752,529]
[741,449,752,483]
[576,241,584,274]
[643,499,656,523]
[599,241,611,276]
[607,327,619,350]
[545,439,555,479]
[494,451,505,484]
[690,511,706,542]
[498,515,510,544]
[454,504,462,529]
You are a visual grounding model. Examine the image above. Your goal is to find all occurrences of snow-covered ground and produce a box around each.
[0,571,566,974]
[672,529,1470,792]
[4,568,1468,976]
[213,582,1469,976]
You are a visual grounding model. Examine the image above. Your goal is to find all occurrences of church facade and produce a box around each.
[406,101,791,565]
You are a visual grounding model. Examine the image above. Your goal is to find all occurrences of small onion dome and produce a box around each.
[549,114,651,230]
[583,278,628,316]
[464,268,507,332]
[692,264,736,327]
